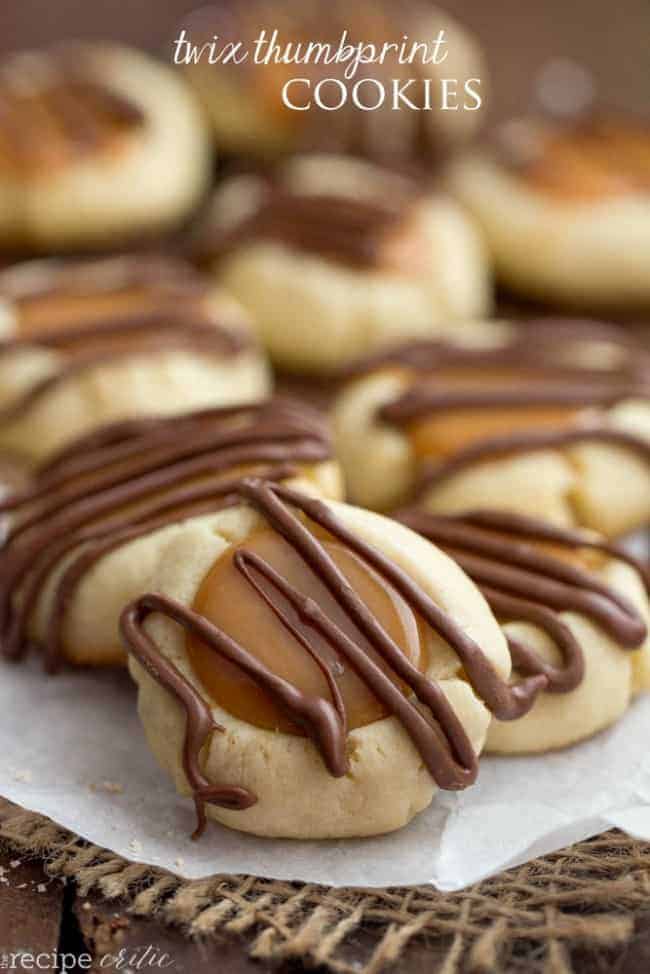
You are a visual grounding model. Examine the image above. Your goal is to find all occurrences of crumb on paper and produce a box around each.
[13,769,32,783]
[128,838,142,854]
[90,780,125,794]
[174,858,185,869]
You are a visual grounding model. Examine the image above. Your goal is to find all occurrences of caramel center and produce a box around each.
[407,370,583,461]
[521,122,650,201]
[187,527,425,733]
[17,288,168,339]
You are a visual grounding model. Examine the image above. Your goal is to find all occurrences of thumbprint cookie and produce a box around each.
[0,255,270,462]
[396,509,650,751]
[448,117,650,308]
[121,480,550,838]
[0,398,341,670]
[194,154,491,373]
[332,320,650,536]
[0,43,212,250]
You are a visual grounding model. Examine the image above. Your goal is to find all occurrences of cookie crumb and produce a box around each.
[174,858,185,869]
[128,839,142,854]
[101,780,124,794]
[37,883,46,893]
[82,901,92,911]
[9,859,21,869]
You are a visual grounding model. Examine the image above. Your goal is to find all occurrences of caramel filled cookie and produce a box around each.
[179,0,485,162]
[332,320,650,535]
[121,480,550,839]
[448,118,650,308]
[0,398,340,669]
[0,255,270,461]
[395,509,650,751]
[0,43,211,250]
[195,154,490,373]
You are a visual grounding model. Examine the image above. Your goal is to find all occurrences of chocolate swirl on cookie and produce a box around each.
[194,180,417,269]
[345,320,650,381]
[121,479,548,837]
[0,46,144,174]
[0,256,250,425]
[394,508,649,693]
[0,398,331,671]
[348,326,650,496]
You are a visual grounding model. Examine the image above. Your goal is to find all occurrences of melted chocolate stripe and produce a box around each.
[121,594,256,839]
[0,400,332,670]
[416,427,650,495]
[263,483,546,722]
[393,509,649,694]
[343,321,650,381]
[0,52,145,169]
[409,516,646,645]
[380,384,647,424]
[195,184,415,269]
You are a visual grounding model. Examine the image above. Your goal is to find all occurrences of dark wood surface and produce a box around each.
[2,846,650,972]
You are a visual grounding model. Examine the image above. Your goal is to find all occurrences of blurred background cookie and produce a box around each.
[178,0,486,164]
[0,398,341,670]
[0,255,269,461]
[0,42,212,251]
[448,117,650,309]
[194,154,491,372]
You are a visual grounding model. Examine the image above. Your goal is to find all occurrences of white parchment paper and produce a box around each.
[1,655,649,890]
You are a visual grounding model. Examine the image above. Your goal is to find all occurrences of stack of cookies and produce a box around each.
[1,1,648,844]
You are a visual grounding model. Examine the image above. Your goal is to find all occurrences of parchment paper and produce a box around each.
[1,654,649,890]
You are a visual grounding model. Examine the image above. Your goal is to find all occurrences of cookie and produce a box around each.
[448,117,650,308]
[0,43,211,250]
[179,0,485,162]
[0,255,270,462]
[332,321,650,535]
[395,509,650,751]
[196,154,491,372]
[0,398,340,670]
[121,479,550,839]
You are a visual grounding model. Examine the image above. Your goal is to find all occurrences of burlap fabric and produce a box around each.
[1,798,648,972]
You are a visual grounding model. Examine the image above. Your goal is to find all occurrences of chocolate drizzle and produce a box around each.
[347,326,650,496]
[0,257,250,425]
[344,320,650,381]
[417,427,650,496]
[194,176,418,269]
[0,47,145,173]
[394,508,649,694]
[0,398,332,671]
[120,479,549,837]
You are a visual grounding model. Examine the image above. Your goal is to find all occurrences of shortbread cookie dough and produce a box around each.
[396,509,650,751]
[180,0,485,162]
[332,321,650,535]
[121,480,549,839]
[0,255,270,462]
[0,43,212,250]
[0,398,340,670]
[448,118,650,308]
[195,154,491,372]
